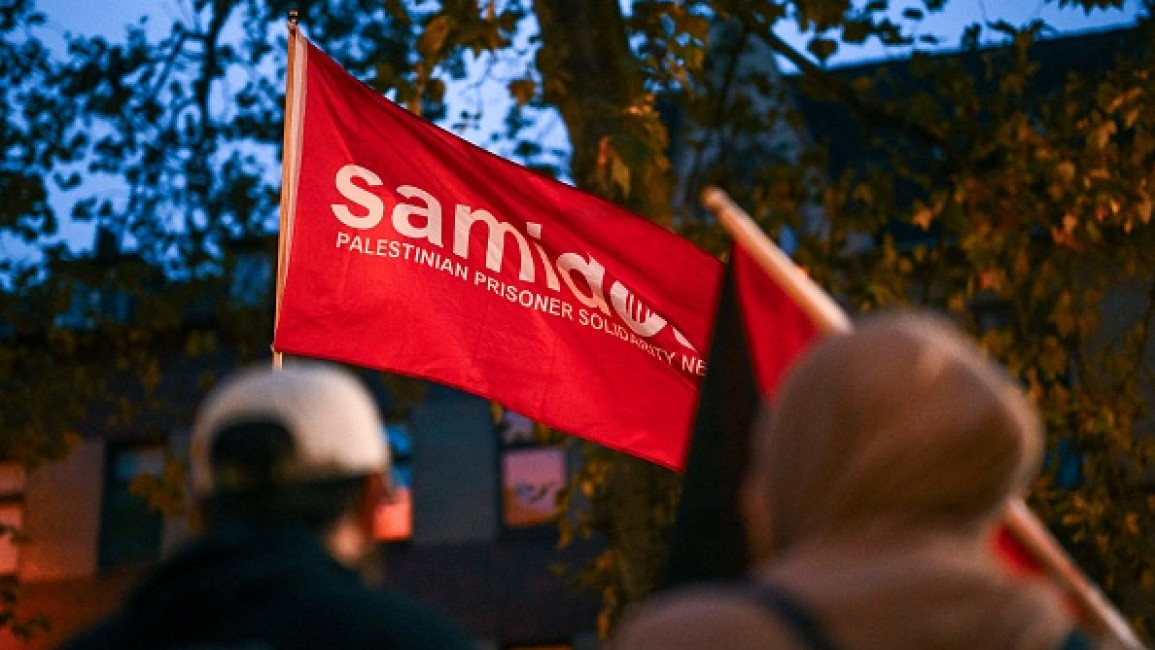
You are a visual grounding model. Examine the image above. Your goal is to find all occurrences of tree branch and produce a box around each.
[729,4,954,160]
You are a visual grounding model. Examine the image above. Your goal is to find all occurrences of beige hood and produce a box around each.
[738,311,1074,650]
[744,311,1042,554]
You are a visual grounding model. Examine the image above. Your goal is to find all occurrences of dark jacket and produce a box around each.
[57,525,476,650]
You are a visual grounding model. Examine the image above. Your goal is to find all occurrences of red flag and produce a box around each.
[733,244,821,397]
[661,239,822,588]
[273,31,720,470]
[994,525,1046,575]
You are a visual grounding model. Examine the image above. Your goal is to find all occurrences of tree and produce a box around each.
[717,6,1155,641]
[4,0,1153,643]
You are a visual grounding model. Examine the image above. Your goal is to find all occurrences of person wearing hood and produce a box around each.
[611,311,1096,650]
[57,362,476,650]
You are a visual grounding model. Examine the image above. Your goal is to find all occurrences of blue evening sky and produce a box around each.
[21,0,1147,256]
[36,0,1145,62]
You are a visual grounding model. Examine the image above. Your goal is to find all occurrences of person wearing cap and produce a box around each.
[611,311,1101,650]
[57,362,477,650]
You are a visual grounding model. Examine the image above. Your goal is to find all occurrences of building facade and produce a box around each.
[2,372,603,649]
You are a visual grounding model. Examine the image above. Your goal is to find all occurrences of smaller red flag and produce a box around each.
[662,242,822,588]
[994,525,1046,576]
[733,244,822,397]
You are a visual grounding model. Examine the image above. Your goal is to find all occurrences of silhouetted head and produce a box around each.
[190,362,388,532]
[742,311,1042,556]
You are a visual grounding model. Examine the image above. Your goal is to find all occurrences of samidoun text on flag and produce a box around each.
[273,32,721,470]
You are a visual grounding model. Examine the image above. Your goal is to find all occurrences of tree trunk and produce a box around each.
[533,0,673,225]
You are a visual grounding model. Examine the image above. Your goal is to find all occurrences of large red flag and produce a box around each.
[273,28,720,470]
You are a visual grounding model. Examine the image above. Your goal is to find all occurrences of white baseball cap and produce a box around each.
[190,362,389,497]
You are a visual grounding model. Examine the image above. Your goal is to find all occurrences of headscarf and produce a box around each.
[743,311,1042,555]
[737,311,1074,650]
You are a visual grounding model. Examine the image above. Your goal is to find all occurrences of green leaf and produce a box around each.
[508,79,536,107]
[610,154,630,197]
[418,15,451,58]
[807,37,838,62]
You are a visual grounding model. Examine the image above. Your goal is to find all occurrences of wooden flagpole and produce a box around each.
[701,187,849,337]
[701,186,1146,650]
[273,10,306,370]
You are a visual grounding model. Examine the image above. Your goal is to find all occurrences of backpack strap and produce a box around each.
[747,583,840,650]
[748,583,1094,650]
[1056,628,1096,650]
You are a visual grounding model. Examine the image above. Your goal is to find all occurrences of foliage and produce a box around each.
[713,3,1155,640]
[558,444,681,637]
[2,0,1153,644]
[0,526,48,641]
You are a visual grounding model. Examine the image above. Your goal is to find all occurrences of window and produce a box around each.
[98,444,165,570]
[0,463,25,575]
[374,422,413,542]
[500,411,566,529]
[53,283,100,330]
[53,280,135,330]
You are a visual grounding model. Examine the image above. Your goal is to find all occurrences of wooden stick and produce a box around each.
[1002,499,1146,649]
[272,12,307,371]
[700,187,850,336]
[701,185,1146,650]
